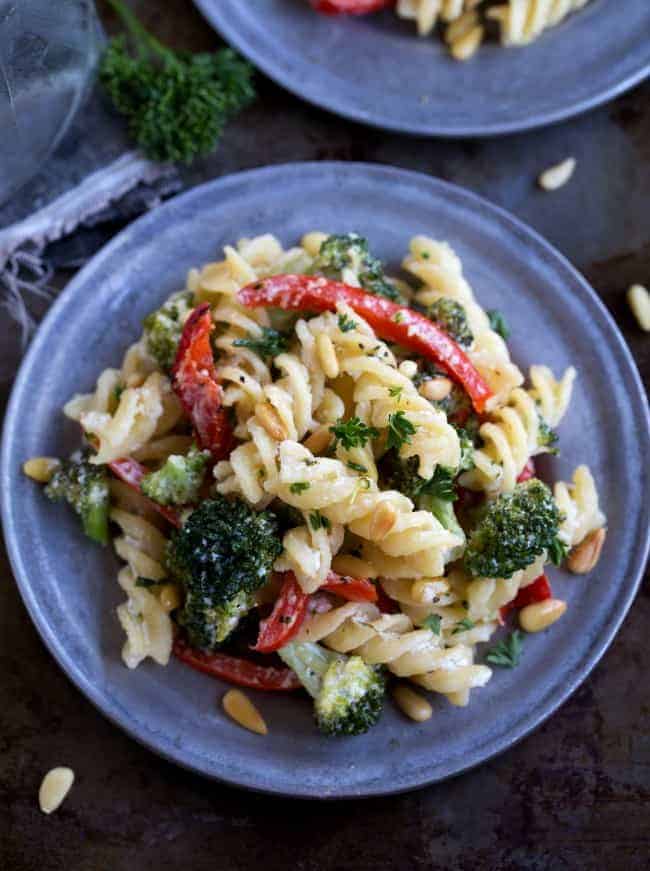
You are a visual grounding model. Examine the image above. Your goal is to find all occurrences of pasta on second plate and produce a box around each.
[27,230,606,736]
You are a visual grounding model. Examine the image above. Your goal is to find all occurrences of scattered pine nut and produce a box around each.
[255,402,287,441]
[520,598,567,633]
[222,689,267,735]
[538,157,576,191]
[158,583,182,612]
[316,333,340,379]
[302,426,332,455]
[398,360,418,378]
[627,284,650,331]
[393,685,433,722]
[38,767,74,814]
[23,457,60,483]
[567,527,606,574]
[369,501,397,540]
[419,377,453,402]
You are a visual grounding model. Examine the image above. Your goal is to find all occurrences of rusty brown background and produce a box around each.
[1,2,649,868]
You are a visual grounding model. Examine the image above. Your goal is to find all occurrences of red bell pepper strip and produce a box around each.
[322,571,378,603]
[309,0,395,14]
[517,458,536,483]
[173,637,301,692]
[500,573,552,620]
[238,275,493,413]
[171,303,234,461]
[108,457,182,527]
[252,573,310,653]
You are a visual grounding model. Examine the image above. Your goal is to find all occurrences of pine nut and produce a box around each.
[627,284,650,331]
[419,377,453,402]
[38,767,74,814]
[520,598,567,633]
[302,426,332,455]
[255,402,287,441]
[23,457,60,483]
[222,689,267,735]
[332,554,378,579]
[445,10,478,44]
[567,527,606,574]
[369,501,397,540]
[538,157,576,191]
[316,333,340,379]
[398,360,418,378]
[158,584,182,612]
[392,685,432,722]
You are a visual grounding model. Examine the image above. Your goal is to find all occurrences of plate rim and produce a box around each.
[192,0,650,137]
[3,162,649,798]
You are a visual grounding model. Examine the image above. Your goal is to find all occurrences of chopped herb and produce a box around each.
[386,411,418,452]
[233,327,289,361]
[486,630,523,668]
[135,577,162,588]
[487,310,511,341]
[393,311,404,324]
[420,465,456,501]
[304,458,318,467]
[289,482,310,494]
[452,617,475,634]
[113,384,124,404]
[309,511,331,531]
[548,535,569,566]
[423,614,441,635]
[420,251,430,260]
[346,461,368,473]
[338,313,357,333]
[388,385,404,399]
[330,417,379,450]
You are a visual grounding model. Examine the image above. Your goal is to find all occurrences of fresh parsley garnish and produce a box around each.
[386,411,418,452]
[388,385,403,399]
[233,327,289,361]
[289,482,310,494]
[487,310,511,341]
[393,311,404,324]
[309,510,330,531]
[347,461,368,473]
[330,417,379,450]
[420,466,456,502]
[485,630,523,668]
[452,617,475,634]
[423,614,442,635]
[338,313,357,333]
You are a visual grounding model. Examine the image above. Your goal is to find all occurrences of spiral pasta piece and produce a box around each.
[405,236,524,410]
[487,0,590,46]
[554,465,606,547]
[396,0,468,35]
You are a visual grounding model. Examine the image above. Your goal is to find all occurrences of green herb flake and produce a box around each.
[135,577,161,588]
[330,417,379,450]
[233,327,289,361]
[289,482,310,494]
[548,536,569,566]
[346,461,368,473]
[485,630,523,668]
[386,410,418,452]
[393,311,404,324]
[487,309,511,341]
[338,313,357,333]
[388,385,403,399]
[309,511,331,531]
[423,614,442,635]
[452,617,475,634]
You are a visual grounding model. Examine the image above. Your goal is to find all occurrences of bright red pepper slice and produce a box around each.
[108,457,182,528]
[517,458,536,483]
[238,275,493,413]
[499,573,552,620]
[253,573,310,653]
[171,303,234,461]
[309,0,395,14]
[173,637,301,692]
[322,571,378,603]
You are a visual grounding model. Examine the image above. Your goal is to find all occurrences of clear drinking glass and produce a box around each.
[0,0,101,206]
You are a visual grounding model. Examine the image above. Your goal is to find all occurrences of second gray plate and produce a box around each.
[2,163,649,797]
[195,0,650,137]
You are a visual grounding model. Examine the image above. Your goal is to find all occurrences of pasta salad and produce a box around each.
[309,1,592,62]
[26,231,606,737]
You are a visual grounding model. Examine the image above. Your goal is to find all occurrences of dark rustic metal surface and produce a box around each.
[1,1,648,868]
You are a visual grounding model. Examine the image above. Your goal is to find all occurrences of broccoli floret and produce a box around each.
[311,233,405,304]
[464,479,563,579]
[167,496,282,649]
[45,451,109,545]
[456,427,476,473]
[142,290,194,371]
[278,642,385,737]
[141,444,209,506]
[422,298,473,348]
[378,450,465,542]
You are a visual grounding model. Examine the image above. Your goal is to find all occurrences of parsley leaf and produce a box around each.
[386,411,418,452]
[485,630,523,668]
[388,385,403,399]
[330,417,379,450]
[420,466,456,501]
[548,535,569,566]
[487,310,511,341]
[338,313,357,333]
[289,482,310,494]
[452,617,475,634]
[309,510,330,531]
[423,614,442,635]
[347,461,368,473]
[233,327,289,361]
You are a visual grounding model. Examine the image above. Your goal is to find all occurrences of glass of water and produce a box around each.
[0,0,101,206]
